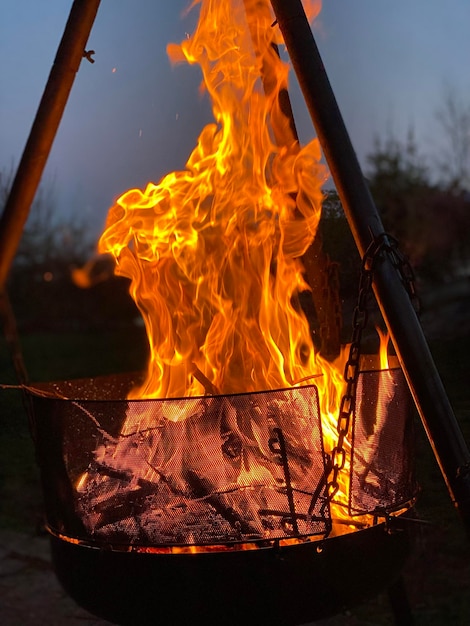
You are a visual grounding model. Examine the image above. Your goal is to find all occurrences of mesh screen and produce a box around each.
[30,380,331,547]
[350,367,418,514]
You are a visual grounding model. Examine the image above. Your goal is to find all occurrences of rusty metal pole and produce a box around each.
[270,0,470,534]
[0,0,101,292]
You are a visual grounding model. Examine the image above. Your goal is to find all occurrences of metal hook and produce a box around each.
[83,49,95,64]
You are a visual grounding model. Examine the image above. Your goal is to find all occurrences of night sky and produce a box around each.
[1,0,469,238]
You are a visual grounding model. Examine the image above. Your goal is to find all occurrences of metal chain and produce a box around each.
[386,234,421,315]
[326,233,418,502]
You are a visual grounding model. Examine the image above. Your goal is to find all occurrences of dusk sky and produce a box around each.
[1,1,469,238]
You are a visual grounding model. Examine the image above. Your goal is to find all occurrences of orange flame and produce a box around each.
[377,326,391,370]
[93,0,374,541]
[99,0,338,403]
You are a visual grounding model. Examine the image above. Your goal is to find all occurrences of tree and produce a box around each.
[319,189,361,300]
[366,131,470,284]
[1,167,93,280]
[435,84,470,192]
[366,130,431,247]
[0,166,140,331]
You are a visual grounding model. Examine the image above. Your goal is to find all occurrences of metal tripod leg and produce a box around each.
[388,575,414,625]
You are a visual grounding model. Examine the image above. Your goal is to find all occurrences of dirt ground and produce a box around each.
[0,529,111,625]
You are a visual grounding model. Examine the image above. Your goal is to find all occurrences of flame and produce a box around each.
[377,326,391,370]
[88,0,388,544]
[99,0,337,401]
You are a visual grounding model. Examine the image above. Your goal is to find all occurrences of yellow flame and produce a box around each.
[377,326,391,370]
[99,0,338,403]
[95,0,367,538]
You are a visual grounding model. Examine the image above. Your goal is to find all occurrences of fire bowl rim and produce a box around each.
[49,511,416,626]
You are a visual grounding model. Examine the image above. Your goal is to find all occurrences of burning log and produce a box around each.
[190,362,220,395]
[185,470,263,537]
[62,383,333,546]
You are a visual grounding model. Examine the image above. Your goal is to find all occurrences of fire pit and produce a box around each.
[28,357,417,625]
[47,518,412,626]
[2,0,469,623]
[23,2,422,623]
[6,0,449,623]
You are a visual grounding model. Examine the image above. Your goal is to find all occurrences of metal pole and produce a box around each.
[0,0,101,292]
[270,0,470,533]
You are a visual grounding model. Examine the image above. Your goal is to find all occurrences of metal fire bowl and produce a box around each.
[28,373,415,624]
[49,517,413,626]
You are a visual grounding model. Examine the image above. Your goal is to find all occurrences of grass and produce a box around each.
[0,324,469,624]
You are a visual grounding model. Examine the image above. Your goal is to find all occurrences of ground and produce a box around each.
[0,529,109,625]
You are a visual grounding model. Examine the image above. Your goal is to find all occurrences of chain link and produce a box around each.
[386,234,421,315]
[326,232,418,502]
